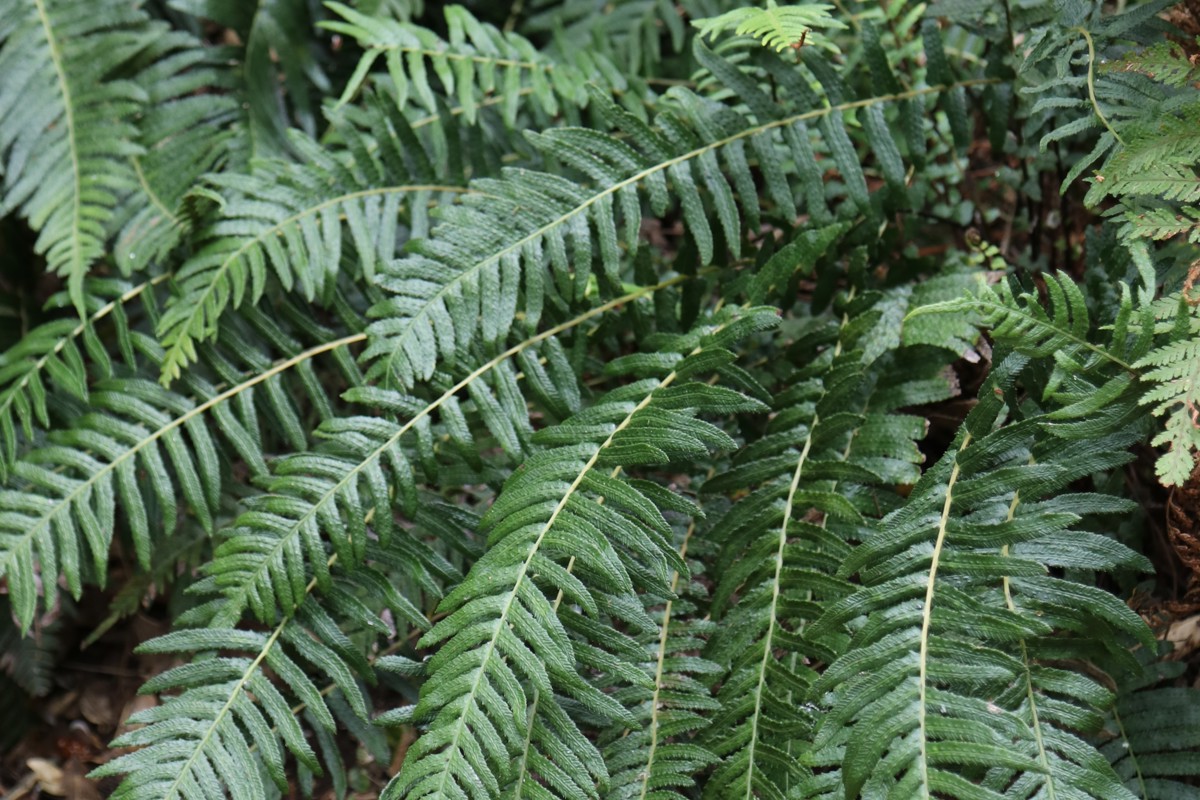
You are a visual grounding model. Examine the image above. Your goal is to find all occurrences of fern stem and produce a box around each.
[1075,27,1125,146]
[131,156,181,226]
[636,518,696,800]
[916,431,971,797]
[1111,705,1148,798]
[1000,484,1058,800]
[31,0,85,313]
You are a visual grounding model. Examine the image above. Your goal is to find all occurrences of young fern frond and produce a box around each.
[1134,297,1200,485]
[692,1,847,53]
[383,308,776,800]
[156,105,467,384]
[0,0,149,313]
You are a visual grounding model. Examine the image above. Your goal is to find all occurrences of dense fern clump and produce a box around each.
[1,0,1199,798]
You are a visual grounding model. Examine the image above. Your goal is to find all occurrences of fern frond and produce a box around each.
[0,276,165,480]
[0,0,149,313]
[156,104,466,385]
[1099,656,1200,799]
[202,280,670,628]
[94,581,386,800]
[692,1,846,53]
[384,308,775,800]
[809,356,1154,799]
[0,319,363,631]
[112,28,244,274]
[1134,299,1200,486]
[326,2,620,126]
[698,280,962,799]
[1122,205,1200,243]
[363,75,974,389]
[598,521,721,800]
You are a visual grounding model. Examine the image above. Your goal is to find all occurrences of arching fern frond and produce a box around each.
[384,307,775,800]
[0,314,364,631]
[156,104,467,385]
[200,280,672,629]
[0,0,149,314]
[1133,296,1200,485]
[93,577,388,800]
[363,70,974,389]
[0,276,165,480]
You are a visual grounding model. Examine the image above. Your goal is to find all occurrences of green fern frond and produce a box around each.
[113,28,244,274]
[94,580,387,800]
[809,356,1153,799]
[363,72,971,389]
[156,105,465,385]
[169,0,328,158]
[597,522,721,800]
[0,0,150,313]
[200,281,672,630]
[0,276,165,480]
[698,280,962,799]
[0,315,363,631]
[325,2,620,125]
[693,1,847,53]
[1134,299,1200,485]
[384,308,775,800]
[1099,656,1200,799]
[1122,206,1200,243]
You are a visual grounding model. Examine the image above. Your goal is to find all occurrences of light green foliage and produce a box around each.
[693,1,847,52]
[0,1,1196,799]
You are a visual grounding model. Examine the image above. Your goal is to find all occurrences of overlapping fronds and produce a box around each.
[93,580,389,800]
[0,306,363,631]
[326,2,622,125]
[808,354,1154,799]
[0,0,149,313]
[362,56,971,390]
[0,277,164,479]
[384,308,775,800]
[196,281,675,633]
[1099,655,1200,799]
[156,102,465,384]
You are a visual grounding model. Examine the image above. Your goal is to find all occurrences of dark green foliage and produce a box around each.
[0,0,1197,798]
